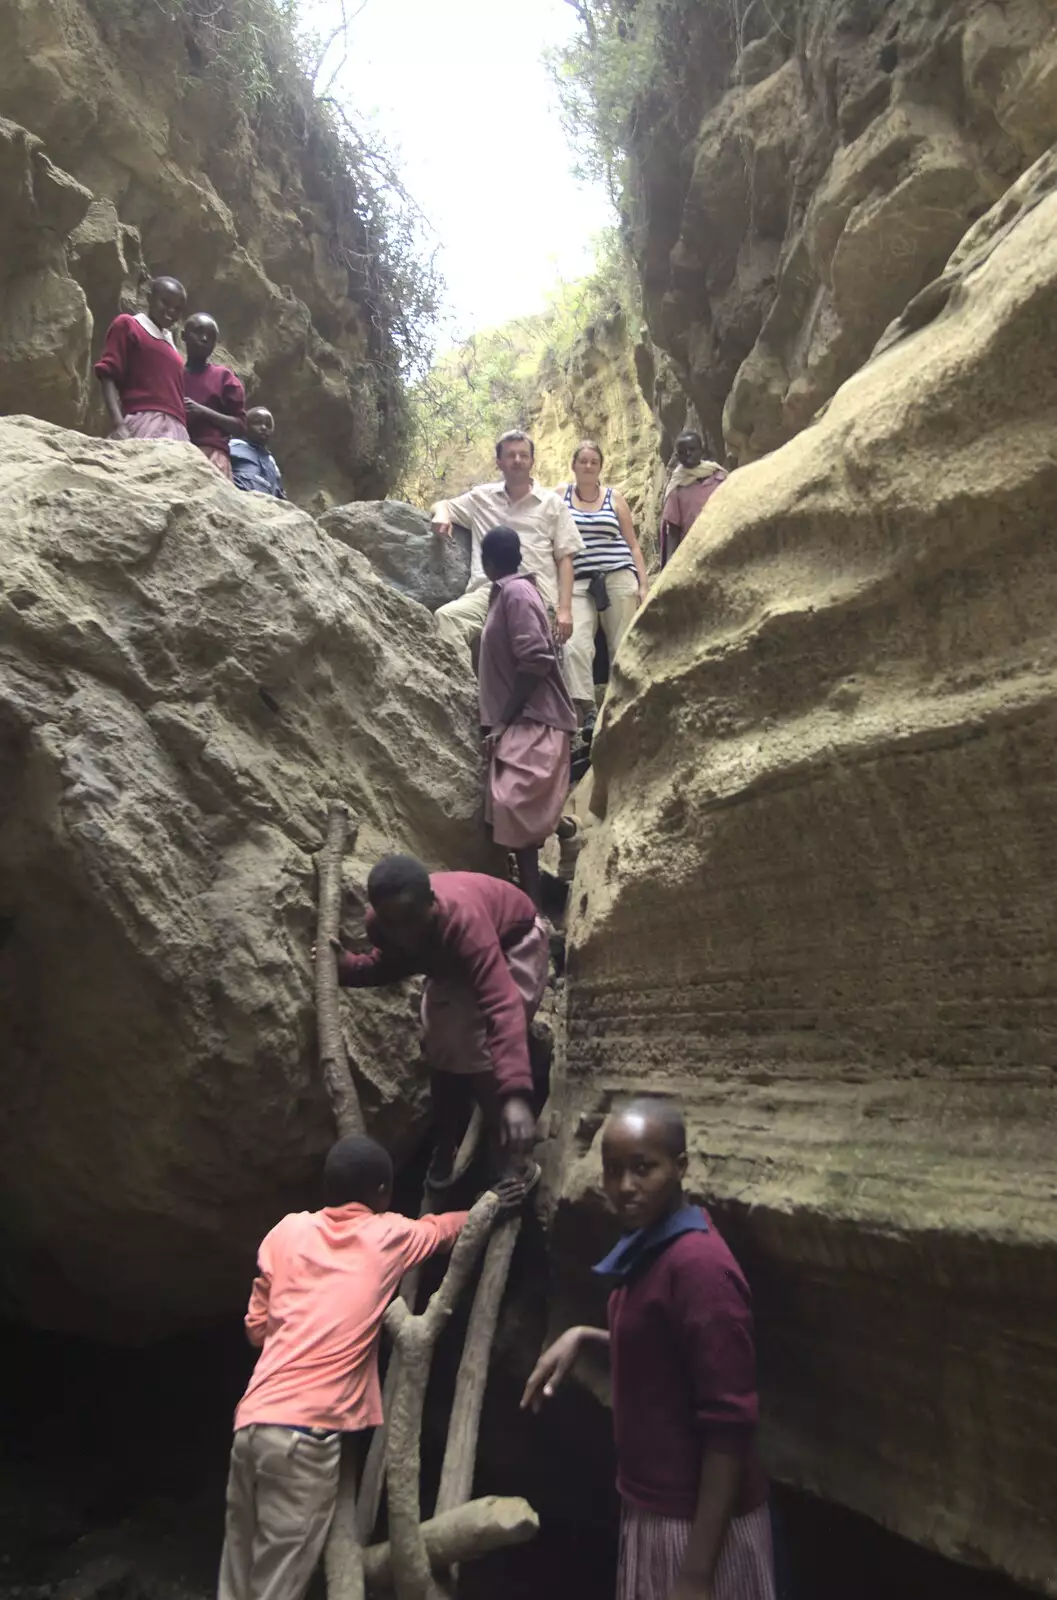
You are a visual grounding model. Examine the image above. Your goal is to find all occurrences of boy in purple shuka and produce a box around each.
[522,1097,776,1600]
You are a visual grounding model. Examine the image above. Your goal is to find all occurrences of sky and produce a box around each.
[302,0,614,341]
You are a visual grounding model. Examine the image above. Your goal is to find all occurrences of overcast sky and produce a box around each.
[304,0,614,340]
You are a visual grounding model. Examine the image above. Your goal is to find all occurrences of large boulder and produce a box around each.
[0,0,416,502]
[0,418,491,1342]
[318,499,471,612]
[551,152,1057,1592]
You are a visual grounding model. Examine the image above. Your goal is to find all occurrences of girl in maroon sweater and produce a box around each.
[182,312,247,479]
[95,276,189,443]
[523,1098,776,1600]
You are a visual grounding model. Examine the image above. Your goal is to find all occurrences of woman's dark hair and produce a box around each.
[572,439,604,469]
[367,854,433,908]
[495,429,535,462]
[481,525,521,577]
[323,1134,393,1206]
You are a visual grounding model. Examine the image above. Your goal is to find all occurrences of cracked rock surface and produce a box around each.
[0,417,489,1340]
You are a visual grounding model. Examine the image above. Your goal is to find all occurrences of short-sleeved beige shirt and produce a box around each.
[434,479,584,609]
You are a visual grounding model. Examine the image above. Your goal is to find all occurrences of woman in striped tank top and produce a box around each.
[560,441,649,729]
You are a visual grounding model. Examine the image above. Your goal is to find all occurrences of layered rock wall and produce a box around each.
[624,0,1057,461]
[552,153,1057,1592]
[0,0,410,503]
[529,309,667,561]
[0,417,488,1342]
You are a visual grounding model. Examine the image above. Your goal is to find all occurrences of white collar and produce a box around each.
[495,476,541,503]
[135,311,177,347]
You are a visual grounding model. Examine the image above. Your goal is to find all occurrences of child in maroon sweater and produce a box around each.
[182,313,247,479]
[94,277,189,442]
[523,1098,776,1600]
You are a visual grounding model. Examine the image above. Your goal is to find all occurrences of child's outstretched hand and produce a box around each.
[520,1327,585,1412]
[311,936,344,961]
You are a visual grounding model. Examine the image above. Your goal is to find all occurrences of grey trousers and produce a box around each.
[217,1424,341,1600]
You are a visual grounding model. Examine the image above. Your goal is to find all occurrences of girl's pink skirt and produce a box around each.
[117,411,190,443]
[198,444,234,479]
[617,1502,776,1600]
[486,721,570,850]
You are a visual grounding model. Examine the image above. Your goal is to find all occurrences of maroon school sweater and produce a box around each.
[184,362,247,455]
[608,1213,768,1519]
[94,314,186,421]
[337,872,538,1098]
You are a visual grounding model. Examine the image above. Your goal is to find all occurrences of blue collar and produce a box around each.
[592,1204,708,1283]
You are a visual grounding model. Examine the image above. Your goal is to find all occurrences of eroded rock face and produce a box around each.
[0,418,489,1341]
[319,500,470,612]
[0,0,410,502]
[529,310,667,564]
[0,118,94,425]
[553,155,1057,1592]
[625,0,1057,461]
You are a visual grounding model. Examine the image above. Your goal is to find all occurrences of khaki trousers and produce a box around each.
[217,1424,341,1600]
[564,569,639,717]
[435,584,491,657]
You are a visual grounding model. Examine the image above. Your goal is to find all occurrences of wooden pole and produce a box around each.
[325,1450,365,1600]
[315,801,366,1600]
[384,1194,498,1600]
[435,1217,521,1517]
[315,800,364,1137]
[356,1106,484,1544]
[362,1496,538,1590]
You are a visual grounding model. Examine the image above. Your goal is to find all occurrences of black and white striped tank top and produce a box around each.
[565,485,636,579]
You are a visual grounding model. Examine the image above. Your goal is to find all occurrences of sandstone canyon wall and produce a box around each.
[0,418,489,1342]
[0,0,414,504]
[528,309,668,562]
[551,149,1057,1593]
[622,0,1057,462]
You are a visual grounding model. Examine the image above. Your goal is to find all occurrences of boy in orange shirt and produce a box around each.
[218,1134,477,1600]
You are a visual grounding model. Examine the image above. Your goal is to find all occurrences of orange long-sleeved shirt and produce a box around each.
[235,1202,468,1433]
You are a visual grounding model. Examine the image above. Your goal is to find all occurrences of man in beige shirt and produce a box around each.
[431,429,584,658]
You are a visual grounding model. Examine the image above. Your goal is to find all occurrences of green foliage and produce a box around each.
[546,0,760,197]
[544,0,666,199]
[88,0,443,474]
[401,229,637,502]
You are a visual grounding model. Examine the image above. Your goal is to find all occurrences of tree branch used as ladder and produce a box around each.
[384,1194,498,1600]
[315,800,365,1138]
[315,802,366,1600]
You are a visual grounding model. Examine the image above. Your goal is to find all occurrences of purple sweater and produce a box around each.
[478,573,575,732]
[336,872,537,1098]
[608,1212,768,1519]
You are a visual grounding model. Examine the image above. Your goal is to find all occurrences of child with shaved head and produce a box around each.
[522,1097,776,1600]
